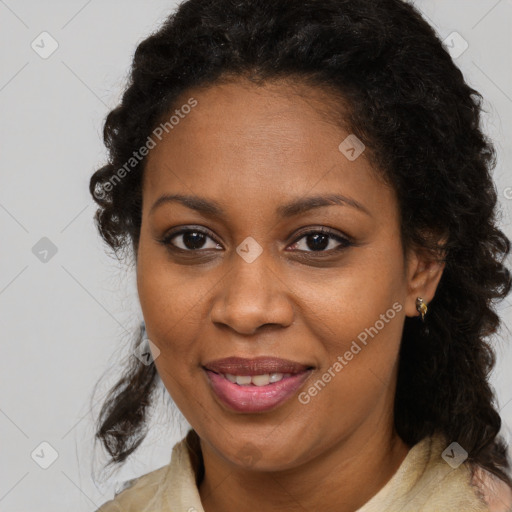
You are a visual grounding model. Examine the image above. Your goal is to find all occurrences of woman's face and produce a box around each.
[136,79,442,470]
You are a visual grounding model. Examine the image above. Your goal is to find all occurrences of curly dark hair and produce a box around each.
[89,0,512,488]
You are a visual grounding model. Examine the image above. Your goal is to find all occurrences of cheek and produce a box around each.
[296,294,404,443]
[136,233,208,341]
[138,260,209,419]
[136,237,220,412]
[292,244,405,352]
[293,248,405,409]
[136,255,199,395]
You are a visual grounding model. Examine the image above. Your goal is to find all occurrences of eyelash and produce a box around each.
[158,226,353,255]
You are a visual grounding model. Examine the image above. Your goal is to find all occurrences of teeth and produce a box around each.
[251,374,270,386]
[235,375,252,386]
[224,372,290,386]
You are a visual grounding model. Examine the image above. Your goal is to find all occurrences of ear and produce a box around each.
[404,238,447,319]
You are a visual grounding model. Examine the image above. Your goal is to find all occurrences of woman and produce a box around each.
[89,0,512,510]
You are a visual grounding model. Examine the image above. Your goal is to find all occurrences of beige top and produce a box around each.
[96,430,512,512]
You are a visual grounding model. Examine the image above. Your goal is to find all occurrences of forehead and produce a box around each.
[142,78,391,218]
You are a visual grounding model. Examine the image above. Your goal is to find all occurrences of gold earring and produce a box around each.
[415,297,428,322]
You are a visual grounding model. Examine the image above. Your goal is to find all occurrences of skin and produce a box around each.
[136,78,446,512]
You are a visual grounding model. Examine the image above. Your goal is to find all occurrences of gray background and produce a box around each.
[1,1,511,510]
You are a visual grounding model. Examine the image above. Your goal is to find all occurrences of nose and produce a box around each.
[209,250,294,336]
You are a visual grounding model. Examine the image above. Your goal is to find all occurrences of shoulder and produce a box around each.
[94,433,198,512]
[471,465,512,512]
[94,464,170,512]
[378,434,508,511]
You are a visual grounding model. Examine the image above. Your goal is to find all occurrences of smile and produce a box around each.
[204,368,313,413]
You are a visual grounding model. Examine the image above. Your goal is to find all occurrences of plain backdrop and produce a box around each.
[1,1,511,510]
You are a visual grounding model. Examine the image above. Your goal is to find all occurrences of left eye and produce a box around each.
[288,228,352,253]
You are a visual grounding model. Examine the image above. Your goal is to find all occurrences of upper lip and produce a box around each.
[203,356,313,376]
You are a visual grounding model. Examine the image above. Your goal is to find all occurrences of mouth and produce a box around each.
[203,356,314,413]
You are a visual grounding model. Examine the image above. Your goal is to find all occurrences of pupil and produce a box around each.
[307,233,329,251]
[184,231,205,250]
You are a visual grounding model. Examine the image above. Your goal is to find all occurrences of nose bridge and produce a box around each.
[210,242,293,334]
[230,244,273,299]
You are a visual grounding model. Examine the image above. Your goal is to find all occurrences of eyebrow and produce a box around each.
[149,193,371,218]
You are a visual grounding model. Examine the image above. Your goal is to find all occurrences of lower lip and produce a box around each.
[204,369,313,413]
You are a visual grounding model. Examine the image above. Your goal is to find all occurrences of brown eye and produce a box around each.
[288,228,352,253]
[160,227,222,251]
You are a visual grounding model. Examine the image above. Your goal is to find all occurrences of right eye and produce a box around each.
[159,227,223,252]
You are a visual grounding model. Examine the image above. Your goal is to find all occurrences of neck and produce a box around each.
[198,418,410,512]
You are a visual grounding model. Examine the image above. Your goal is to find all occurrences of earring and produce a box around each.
[415,297,428,322]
